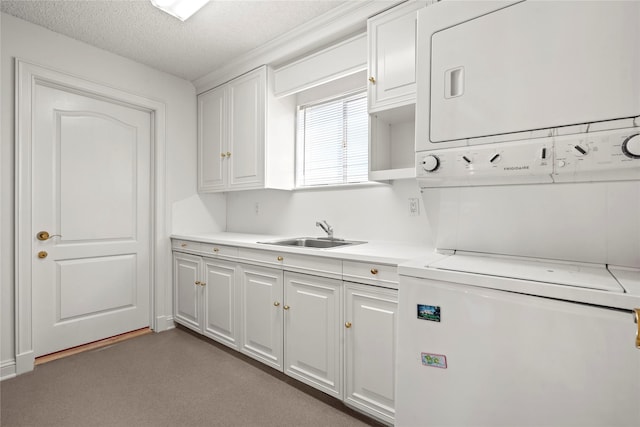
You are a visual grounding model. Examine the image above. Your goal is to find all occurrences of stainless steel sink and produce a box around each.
[258,237,365,249]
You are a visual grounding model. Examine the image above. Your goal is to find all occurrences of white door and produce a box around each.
[227,68,265,190]
[284,272,342,398]
[32,83,152,357]
[198,85,227,192]
[173,252,202,332]
[344,282,397,424]
[239,264,283,370]
[202,258,239,349]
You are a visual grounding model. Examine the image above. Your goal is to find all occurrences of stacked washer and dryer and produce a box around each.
[396,1,640,426]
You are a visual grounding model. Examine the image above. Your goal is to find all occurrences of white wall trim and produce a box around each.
[15,59,169,374]
[193,0,402,94]
[1,359,17,381]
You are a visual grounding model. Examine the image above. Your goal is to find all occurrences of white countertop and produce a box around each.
[171,232,436,265]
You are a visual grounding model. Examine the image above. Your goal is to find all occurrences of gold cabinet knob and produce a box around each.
[200,282,206,287]
[345,322,352,328]
[226,152,231,157]
[195,281,201,285]
[368,76,376,84]
[283,305,290,310]
[277,256,283,261]
[181,243,187,247]
[37,251,48,259]
[273,301,280,307]
[370,268,379,275]
[213,248,219,253]
[221,152,227,158]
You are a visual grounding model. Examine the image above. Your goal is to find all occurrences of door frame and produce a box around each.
[14,60,168,374]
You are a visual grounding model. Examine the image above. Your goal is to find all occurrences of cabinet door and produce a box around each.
[227,68,265,190]
[239,264,283,370]
[198,85,227,192]
[284,272,343,398]
[173,253,202,332]
[202,258,239,350]
[367,2,423,111]
[344,282,397,424]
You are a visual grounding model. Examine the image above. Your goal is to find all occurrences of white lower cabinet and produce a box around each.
[238,263,284,370]
[173,252,239,350]
[173,245,398,424]
[344,282,398,424]
[284,271,343,399]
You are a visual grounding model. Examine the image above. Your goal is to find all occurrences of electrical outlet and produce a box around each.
[409,198,420,216]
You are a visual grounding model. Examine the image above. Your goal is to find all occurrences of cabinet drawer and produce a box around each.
[200,243,238,259]
[282,253,342,279]
[343,261,398,288]
[172,239,202,252]
[238,248,284,268]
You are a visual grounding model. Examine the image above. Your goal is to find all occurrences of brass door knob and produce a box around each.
[345,322,352,328]
[37,251,48,259]
[370,268,379,275]
[36,231,62,241]
[369,76,376,84]
[277,256,283,261]
[283,305,290,310]
[273,301,280,307]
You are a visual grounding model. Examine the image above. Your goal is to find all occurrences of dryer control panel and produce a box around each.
[417,129,640,187]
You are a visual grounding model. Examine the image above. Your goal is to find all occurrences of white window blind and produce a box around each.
[296,93,368,187]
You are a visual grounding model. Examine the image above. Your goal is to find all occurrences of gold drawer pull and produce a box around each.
[213,248,219,253]
[635,308,639,349]
[345,322,352,328]
[273,301,280,307]
[181,243,187,247]
[368,76,376,84]
[370,268,379,275]
[283,305,290,310]
[277,256,283,261]
[37,251,48,259]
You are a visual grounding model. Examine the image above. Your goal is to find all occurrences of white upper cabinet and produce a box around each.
[198,66,295,193]
[367,1,427,112]
[198,85,226,191]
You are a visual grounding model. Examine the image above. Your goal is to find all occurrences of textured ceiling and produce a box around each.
[0,0,348,81]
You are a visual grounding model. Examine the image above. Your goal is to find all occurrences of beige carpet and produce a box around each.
[1,327,379,427]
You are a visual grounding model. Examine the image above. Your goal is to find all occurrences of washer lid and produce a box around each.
[427,253,624,292]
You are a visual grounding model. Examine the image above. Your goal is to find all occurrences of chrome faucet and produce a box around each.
[315,220,333,239]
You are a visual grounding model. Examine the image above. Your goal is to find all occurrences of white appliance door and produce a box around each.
[396,276,640,427]
[429,1,640,143]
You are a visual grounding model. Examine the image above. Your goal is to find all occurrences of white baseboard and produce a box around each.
[15,351,35,375]
[1,360,17,381]
[154,315,175,332]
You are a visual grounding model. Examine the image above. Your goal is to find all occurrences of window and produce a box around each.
[295,92,368,187]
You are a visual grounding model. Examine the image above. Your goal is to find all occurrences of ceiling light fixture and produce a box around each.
[150,0,210,21]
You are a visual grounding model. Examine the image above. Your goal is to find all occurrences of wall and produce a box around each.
[226,179,434,245]
[0,13,226,377]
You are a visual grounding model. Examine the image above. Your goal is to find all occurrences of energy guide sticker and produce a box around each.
[417,304,440,322]
[421,353,447,369]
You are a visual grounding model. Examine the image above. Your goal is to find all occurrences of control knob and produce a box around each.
[622,134,640,159]
[421,155,440,172]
